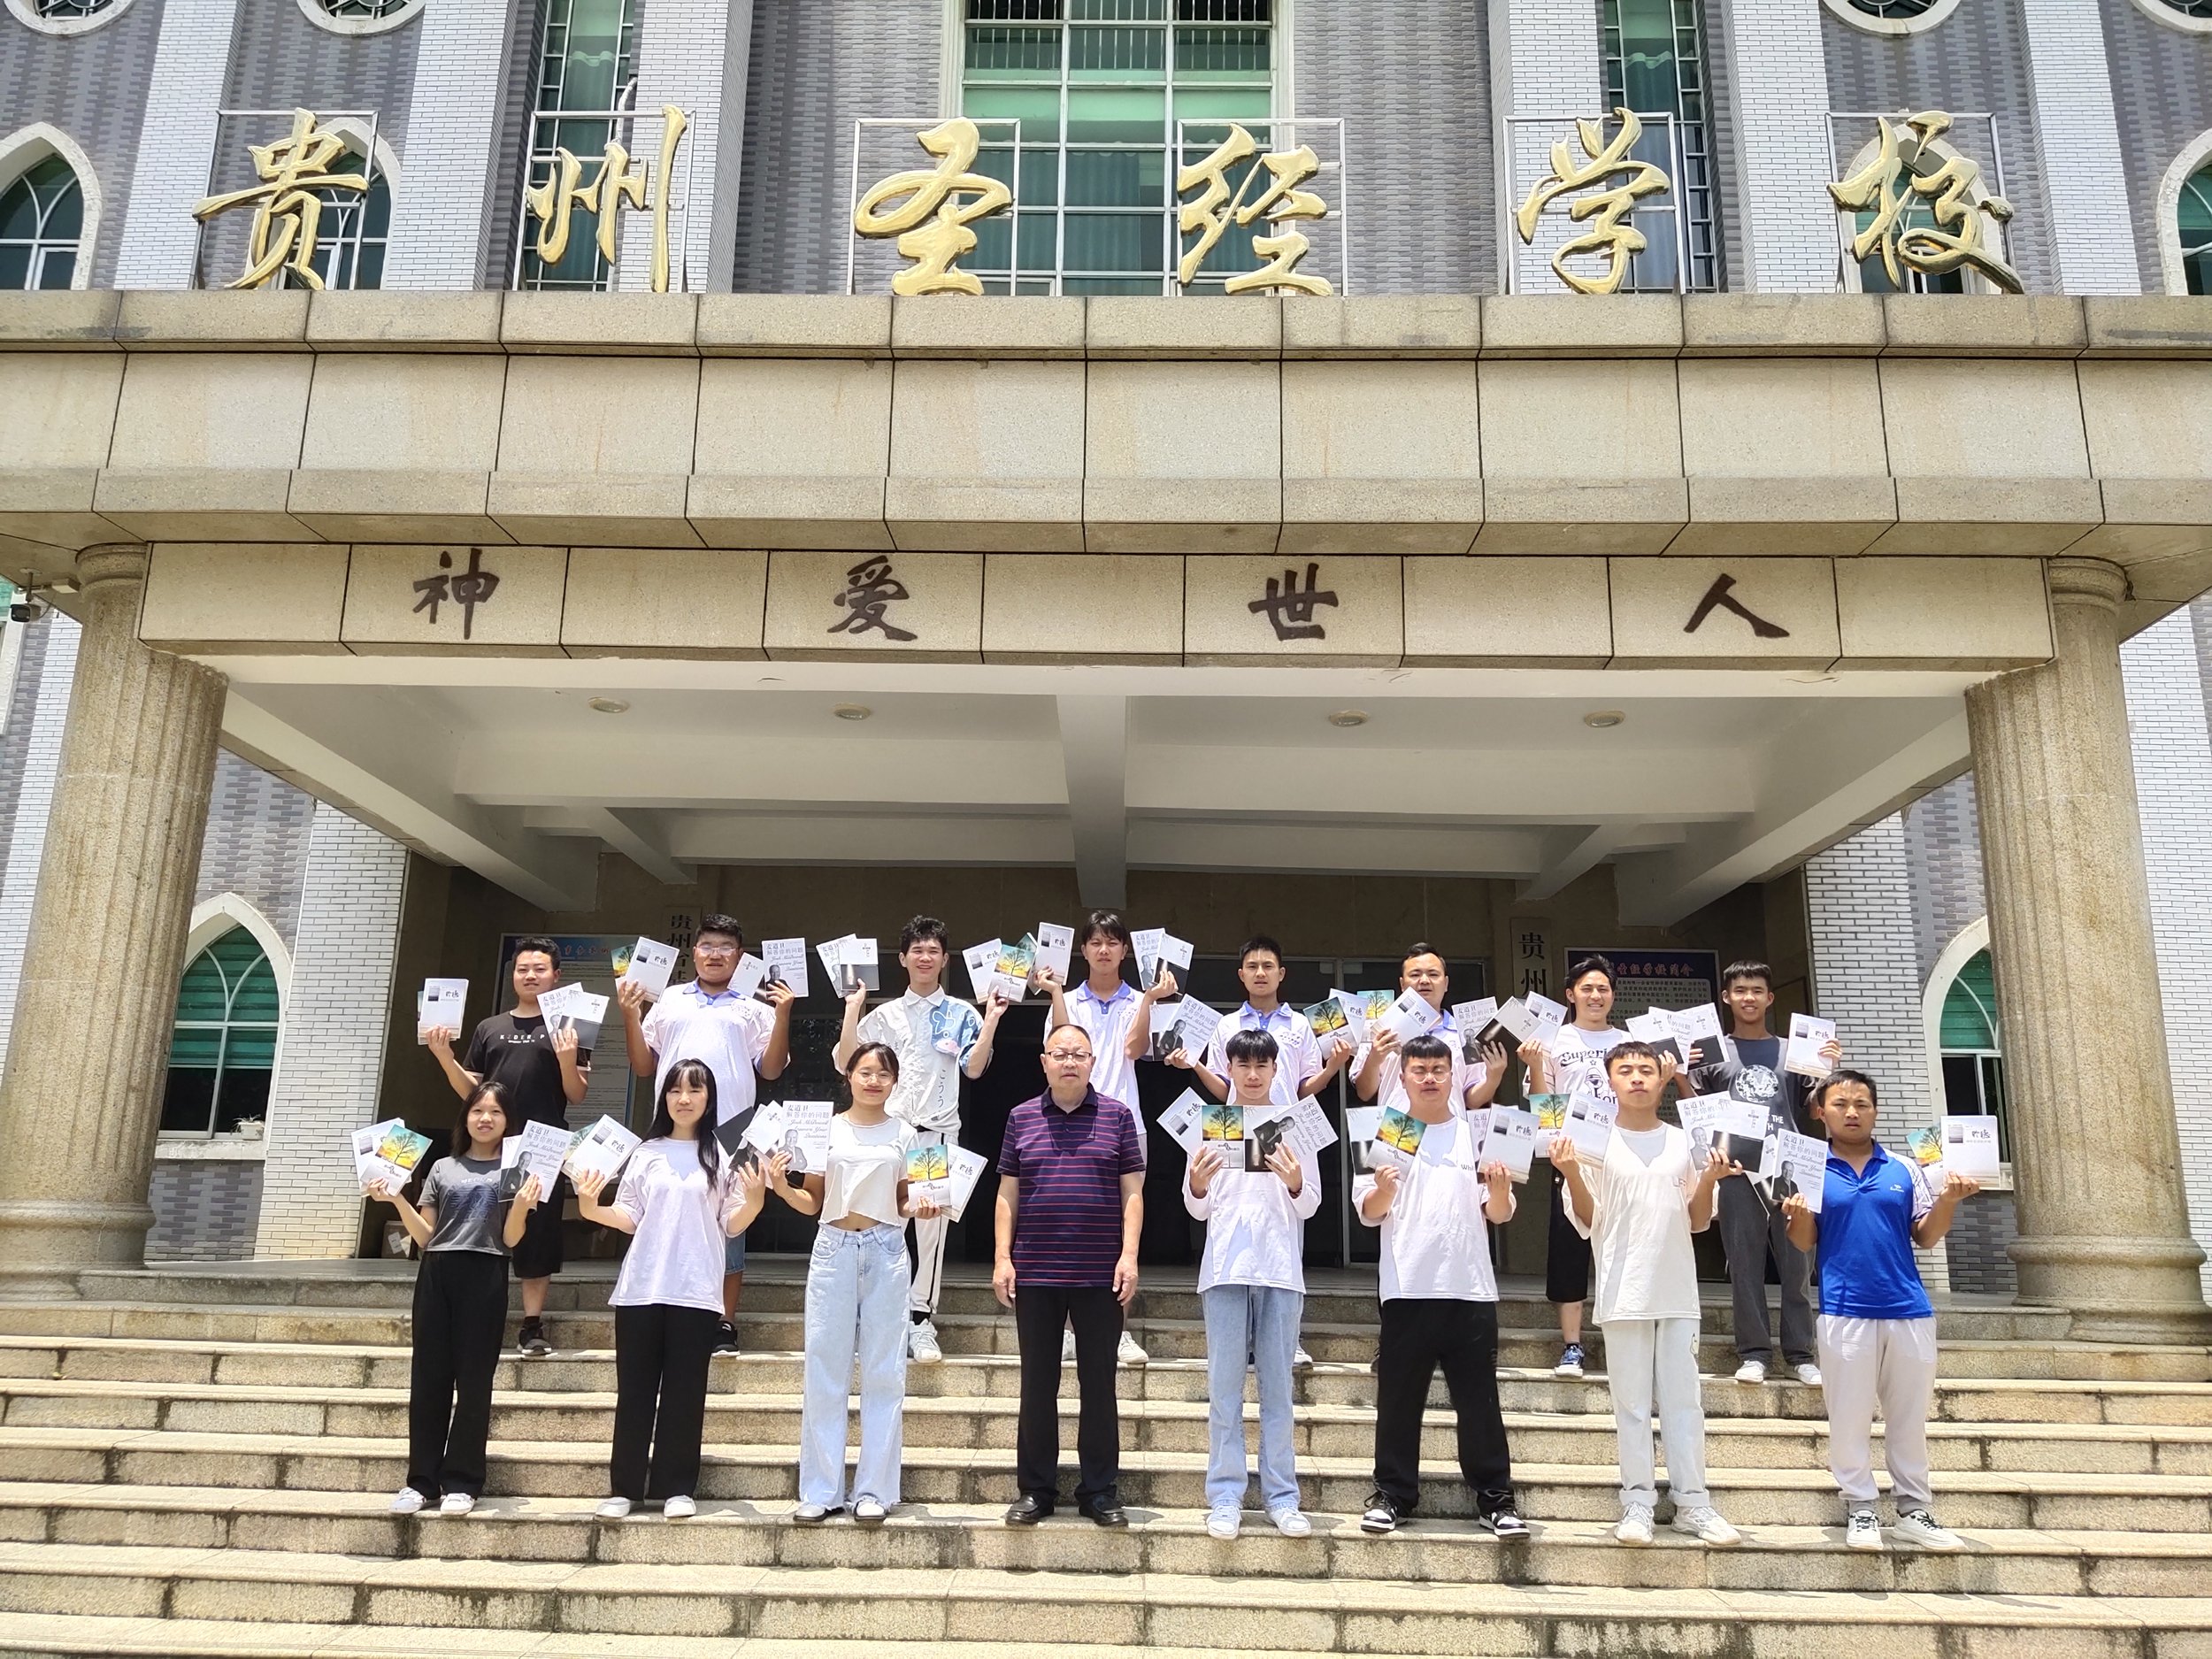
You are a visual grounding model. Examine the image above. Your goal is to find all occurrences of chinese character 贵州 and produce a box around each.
[191,108,366,290]
[1176,124,1333,296]
[1513,107,1671,296]
[828,556,919,643]
[525,105,691,293]
[852,119,1012,297]
[1248,562,1340,642]
[412,549,500,641]
[1828,110,2022,295]
[1685,574,1789,641]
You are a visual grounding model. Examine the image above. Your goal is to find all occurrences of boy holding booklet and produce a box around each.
[1183,1028,1324,1539]
[1782,1071,1977,1553]
[1551,1040,1742,1547]
[1353,1033,1524,1538]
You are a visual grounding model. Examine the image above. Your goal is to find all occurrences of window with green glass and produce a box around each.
[518,0,638,291]
[283,150,388,291]
[1601,0,1719,292]
[159,928,280,1136]
[0,153,84,292]
[2182,161,2212,297]
[1937,948,2008,1159]
[960,0,1276,295]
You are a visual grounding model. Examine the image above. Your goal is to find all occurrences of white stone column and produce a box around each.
[2018,0,2142,296]
[0,549,227,1295]
[1966,559,2210,1341]
[381,0,519,290]
[1714,0,1838,292]
[1490,0,1604,295]
[111,0,242,289]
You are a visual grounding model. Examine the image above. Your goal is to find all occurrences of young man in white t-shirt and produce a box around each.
[1353,1033,1524,1539]
[1520,954,1625,1380]
[834,914,1009,1364]
[1552,1040,1741,1548]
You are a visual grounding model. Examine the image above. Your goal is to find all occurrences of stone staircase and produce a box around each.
[0,1261,2206,1658]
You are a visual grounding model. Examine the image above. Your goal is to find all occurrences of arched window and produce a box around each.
[281,145,388,289]
[0,153,82,289]
[2181,161,2212,296]
[160,927,280,1135]
[1937,948,2008,1157]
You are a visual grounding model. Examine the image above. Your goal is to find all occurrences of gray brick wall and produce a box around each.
[218,0,422,149]
[1944,1187,2017,1297]
[147,1157,264,1261]
[195,749,318,951]
[1901,775,1985,984]
[473,0,541,291]
[2099,0,2212,295]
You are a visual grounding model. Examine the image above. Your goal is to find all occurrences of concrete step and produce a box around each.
[0,1540,2208,1655]
[6,1427,2208,1531]
[4,1483,2207,1597]
[5,1376,2208,1477]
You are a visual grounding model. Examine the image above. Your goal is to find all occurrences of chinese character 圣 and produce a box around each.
[828,556,918,643]
[1176,124,1333,296]
[852,119,1012,297]
[191,108,366,290]
[525,105,691,293]
[1513,107,1671,296]
[1248,562,1340,642]
[1827,110,2022,295]
[412,549,500,641]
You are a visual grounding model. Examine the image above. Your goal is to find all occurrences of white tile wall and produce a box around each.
[1715,0,1839,292]
[2019,0,2144,296]
[380,0,516,290]
[110,0,242,289]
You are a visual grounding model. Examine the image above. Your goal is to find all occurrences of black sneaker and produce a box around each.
[1359,1493,1402,1535]
[712,1321,740,1356]
[517,1318,551,1357]
[1477,1492,1530,1539]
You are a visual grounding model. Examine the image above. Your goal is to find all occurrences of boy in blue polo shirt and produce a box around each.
[1782,1070,1979,1554]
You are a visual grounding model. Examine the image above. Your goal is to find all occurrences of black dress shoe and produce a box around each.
[1079,1496,1128,1528]
[1004,1494,1054,1525]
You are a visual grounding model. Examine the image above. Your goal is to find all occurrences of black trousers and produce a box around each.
[1545,1162,1593,1306]
[611,1302,719,1502]
[407,1248,510,1499]
[1013,1282,1124,1506]
[1372,1298,1513,1515]
[511,1176,566,1280]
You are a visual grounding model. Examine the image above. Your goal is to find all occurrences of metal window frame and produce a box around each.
[1824,110,2009,296]
[846,116,1025,296]
[1501,110,1689,296]
[190,108,380,294]
[165,940,280,1140]
[1601,0,1720,292]
[0,154,83,290]
[1168,114,1348,296]
[512,99,697,292]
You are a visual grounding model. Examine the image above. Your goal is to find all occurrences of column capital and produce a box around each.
[2045,557,2128,611]
[73,544,150,594]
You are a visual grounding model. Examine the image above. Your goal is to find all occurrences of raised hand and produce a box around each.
[572,1167,608,1204]
[1263,1142,1302,1194]
[614,979,647,1017]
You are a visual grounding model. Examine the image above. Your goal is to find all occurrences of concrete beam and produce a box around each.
[1057,695,1130,908]
[1519,821,1644,902]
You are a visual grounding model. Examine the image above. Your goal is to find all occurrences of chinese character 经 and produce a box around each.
[852,119,1012,297]
[412,549,500,641]
[1685,573,1789,641]
[1828,110,2022,295]
[828,556,918,643]
[1176,124,1333,296]
[1248,562,1340,642]
[525,105,691,293]
[191,108,366,290]
[1513,107,1671,296]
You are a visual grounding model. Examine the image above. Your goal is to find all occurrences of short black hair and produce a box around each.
[1402,941,1447,972]
[1224,1027,1280,1064]
[1605,1038,1663,1074]
[1811,1069,1878,1112]
[1079,910,1132,950]
[1400,1033,1455,1065]
[696,913,743,945]
[512,935,560,970]
[1566,954,1616,991]
[1722,960,1775,992]
[900,916,949,953]
[1239,934,1284,968]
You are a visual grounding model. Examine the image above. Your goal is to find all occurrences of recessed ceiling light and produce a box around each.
[1583,710,1625,729]
[588,697,630,715]
[1327,709,1368,728]
[833,703,872,721]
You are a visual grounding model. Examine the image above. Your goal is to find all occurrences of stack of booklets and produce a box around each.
[1483,1106,1538,1180]
[415,979,466,1044]
[760,938,808,996]
[741,1100,835,1174]
[1472,993,1567,1051]
[1132,927,1193,992]
[535,983,608,1049]
[353,1118,433,1192]
[815,936,880,995]
[1785,1012,1839,1079]
[615,940,678,999]
[903,1141,991,1219]
[1449,998,1499,1060]
[563,1116,641,1187]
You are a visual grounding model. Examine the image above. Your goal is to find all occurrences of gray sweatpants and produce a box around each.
[1717,1174,1814,1366]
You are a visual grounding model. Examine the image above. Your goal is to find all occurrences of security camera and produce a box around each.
[8,593,49,625]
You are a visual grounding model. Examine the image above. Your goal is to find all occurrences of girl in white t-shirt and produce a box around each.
[777,1042,941,1524]
[1520,955,1625,1379]
[576,1059,774,1520]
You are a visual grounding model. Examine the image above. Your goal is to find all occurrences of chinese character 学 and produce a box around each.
[1176,124,1333,296]
[852,119,1012,297]
[191,108,366,290]
[1513,107,1671,296]
[1248,562,1340,642]
[413,549,500,641]
[828,556,918,643]
[525,105,691,293]
[1828,110,2022,295]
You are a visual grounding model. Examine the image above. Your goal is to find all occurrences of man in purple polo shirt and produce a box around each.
[994,1023,1146,1527]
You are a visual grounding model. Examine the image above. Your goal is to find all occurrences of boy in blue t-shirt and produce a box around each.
[1781,1070,1979,1554]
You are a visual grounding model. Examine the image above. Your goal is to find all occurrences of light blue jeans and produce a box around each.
[799,1223,909,1509]
[1201,1282,1303,1514]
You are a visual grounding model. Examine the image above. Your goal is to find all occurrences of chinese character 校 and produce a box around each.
[1828,110,2022,295]
[1685,573,1789,641]
[413,549,500,641]
[1248,562,1340,641]
[191,109,366,290]
[828,556,918,643]
[525,105,691,293]
[852,119,1012,297]
[1177,124,1333,296]
[1513,107,1671,296]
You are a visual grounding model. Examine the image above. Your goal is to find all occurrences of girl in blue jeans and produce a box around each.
[779,1042,942,1524]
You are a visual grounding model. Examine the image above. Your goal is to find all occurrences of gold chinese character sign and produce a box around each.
[525,105,692,293]
[191,108,365,290]
[1828,110,2021,294]
[1513,107,1671,296]
[852,118,1011,297]
[1176,123,1332,296]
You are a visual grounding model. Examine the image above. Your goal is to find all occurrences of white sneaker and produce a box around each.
[1118,1330,1148,1367]
[1796,1361,1824,1386]
[1893,1508,1964,1552]
[1292,1346,1314,1372]
[853,1497,887,1526]
[595,1497,632,1519]
[1845,1509,1886,1551]
[1206,1505,1241,1540]
[1671,1505,1741,1547]
[1614,1503,1655,1545]
[389,1487,427,1516]
[1734,1358,1768,1385]
[1063,1328,1076,1363]
[792,1502,833,1523]
[437,1493,475,1517]
[663,1495,695,1519]
[1269,1508,1311,1538]
[908,1319,943,1365]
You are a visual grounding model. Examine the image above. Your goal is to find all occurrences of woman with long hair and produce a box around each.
[373,1079,540,1517]
[576,1058,777,1518]
[778,1041,941,1524]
